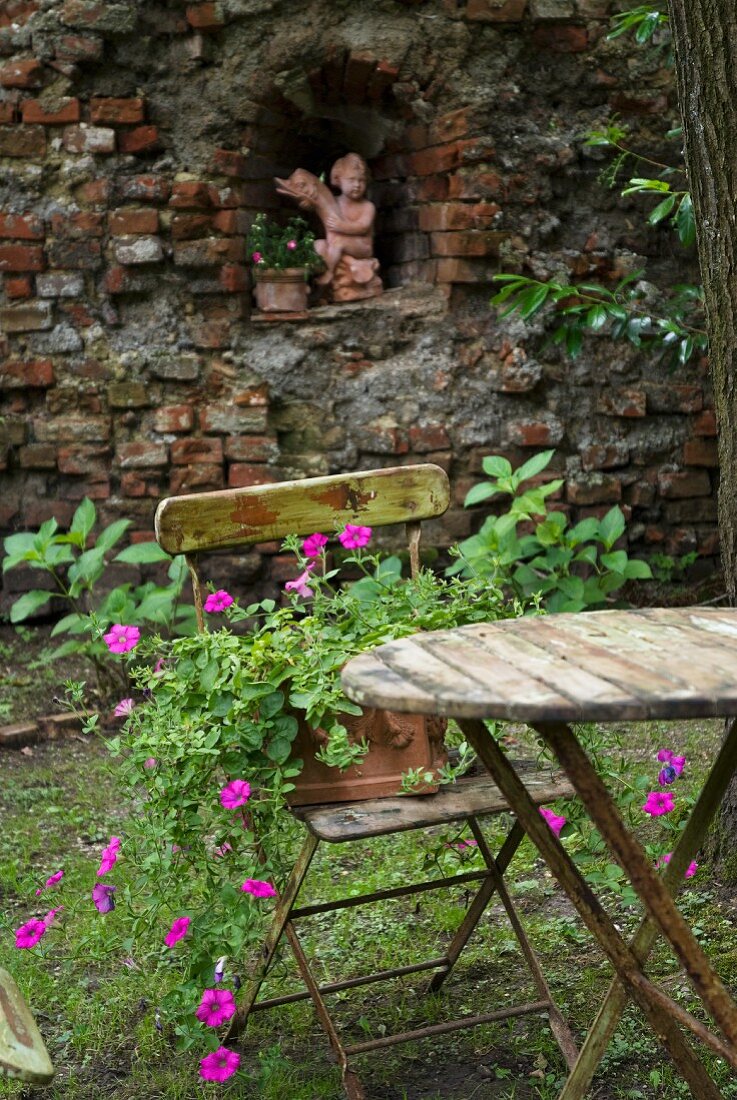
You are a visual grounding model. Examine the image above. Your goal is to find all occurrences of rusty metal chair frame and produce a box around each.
[155,464,578,1099]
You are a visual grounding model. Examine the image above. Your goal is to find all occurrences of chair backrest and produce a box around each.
[0,967,54,1084]
[155,463,450,628]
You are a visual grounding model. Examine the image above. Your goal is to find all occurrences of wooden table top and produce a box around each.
[341,607,737,724]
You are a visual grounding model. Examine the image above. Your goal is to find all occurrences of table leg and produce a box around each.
[558,715,737,1100]
[458,718,727,1099]
[534,720,737,1050]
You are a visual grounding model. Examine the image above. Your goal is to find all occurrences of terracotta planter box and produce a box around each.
[287,708,448,807]
[253,268,309,312]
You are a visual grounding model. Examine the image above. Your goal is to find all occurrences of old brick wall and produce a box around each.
[0,0,716,607]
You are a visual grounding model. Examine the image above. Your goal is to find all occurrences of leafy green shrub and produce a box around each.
[450,450,652,611]
[2,498,195,690]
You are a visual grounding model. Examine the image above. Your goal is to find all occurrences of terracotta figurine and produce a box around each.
[275,153,383,303]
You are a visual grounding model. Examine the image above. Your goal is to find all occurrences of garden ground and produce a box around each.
[2,625,737,1100]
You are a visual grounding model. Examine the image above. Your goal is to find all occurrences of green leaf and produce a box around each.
[624,559,653,580]
[10,589,52,623]
[676,193,695,247]
[598,507,626,550]
[648,194,676,225]
[463,483,499,507]
[70,498,96,541]
[515,450,555,483]
[48,639,87,659]
[481,455,513,479]
[51,611,90,637]
[68,547,105,588]
[96,519,132,554]
[586,304,609,330]
[115,542,171,564]
[517,284,550,319]
[600,550,628,573]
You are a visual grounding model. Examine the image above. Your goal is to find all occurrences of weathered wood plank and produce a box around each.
[296,769,575,841]
[155,464,450,554]
[0,968,54,1084]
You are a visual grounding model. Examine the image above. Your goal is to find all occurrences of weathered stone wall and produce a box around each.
[0,0,716,607]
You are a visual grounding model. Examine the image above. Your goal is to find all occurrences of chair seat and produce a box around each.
[292,763,574,842]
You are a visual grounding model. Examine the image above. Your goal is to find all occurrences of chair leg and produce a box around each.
[226,832,319,1041]
[428,818,524,993]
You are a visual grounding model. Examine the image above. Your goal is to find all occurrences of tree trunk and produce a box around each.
[668,1,737,870]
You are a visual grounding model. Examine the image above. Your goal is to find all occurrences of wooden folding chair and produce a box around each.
[155,464,578,1099]
[0,967,54,1084]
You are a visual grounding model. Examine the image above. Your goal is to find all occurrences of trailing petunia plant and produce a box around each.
[248,212,322,273]
[6,521,528,1084]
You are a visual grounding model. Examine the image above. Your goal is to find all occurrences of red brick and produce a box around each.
[580,443,629,471]
[435,257,497,283]
[116,175,171,203]
[683,439,719,467]
[171,213,212,239]
[21,97,80,124]
[212,147,248,177]
[0,213,44,240]
[0,358,54,388]
[408,142,464,177]
[116,441,168,468]
[51,211,104,238]
[170,463,224,493]
[108,207,159,235]
[507,418,564,447]
[567,475,621,506]
[173,238,245,265]
[343,50,377,100]
[228,463,276,488]
[448,169,505,201]
[18,443,56,468]
[169,181,212,209]
[0,125,46,157]
[431,230,508,257]
[171,436,223,464]
[153,404,194,433]
[409,423,450,452]
[646,384,702,414]
[4,275,33,298]
[693,409,717,437]
[0,59,43,89]
[104,265,131,294]
[427,107,472,146]
[90,97,144,124]
[63,124,116,154]
[47,238,101,270]
[532,24,589,52]
[224,435,277,462]
[596,389,646,418]
[76,178,111,204]
[186,2,225,28]
[418,202,500,232]
[120,472,152,497]
[57,444,110,476]
[33,415,110,443]
[466,0,527,18]
[658,469,712,499]
[219,263,247,292]
[63,478,111,501]
[212,209,248,234]
[0,103,16,123]
[0,243,44,271]
[61,0,137,31]
[610,92,669,117]
[367,59,400,102]
[208,183,249,208]
[118,125,160,154]
[190,319,234,348]
[56,34,104,62]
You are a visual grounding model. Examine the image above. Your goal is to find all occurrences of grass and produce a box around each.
[2,634,737,1098]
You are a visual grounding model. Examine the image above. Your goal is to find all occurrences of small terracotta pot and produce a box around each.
[253,268,309,313]
[287,708,448,806]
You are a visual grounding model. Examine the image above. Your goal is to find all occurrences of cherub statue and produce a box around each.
[275,152,383,303]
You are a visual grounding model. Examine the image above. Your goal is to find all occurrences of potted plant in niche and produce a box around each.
[249,212,323,313]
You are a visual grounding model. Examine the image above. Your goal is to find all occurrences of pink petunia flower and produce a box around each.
[199,1046,241,1083]
[285,564,315,599]
[286,239,297,250]
[15,919,47,949]
[114,697,135,717]
[251,251,264,265]
[302,532,328,558]
[195,987,237,1027]
[539,806,566,837]
[220,780,251,810]
[97,836,121,876]
[36,868,64,895]
[214,955,227,983]
[213,843,232,858]
[657,749,686,776]
[657,852,698,878]
[642,790,675,817]
[144,757,157,769]
[92,883,116,913]
[43,907,63,929]
[241,878,277,899]
[339,524,372,550]
[165,915,190,947]
[203,589,234,614]
[103,624,140,654]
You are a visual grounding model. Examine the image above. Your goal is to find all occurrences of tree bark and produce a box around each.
[668,1,737,871]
